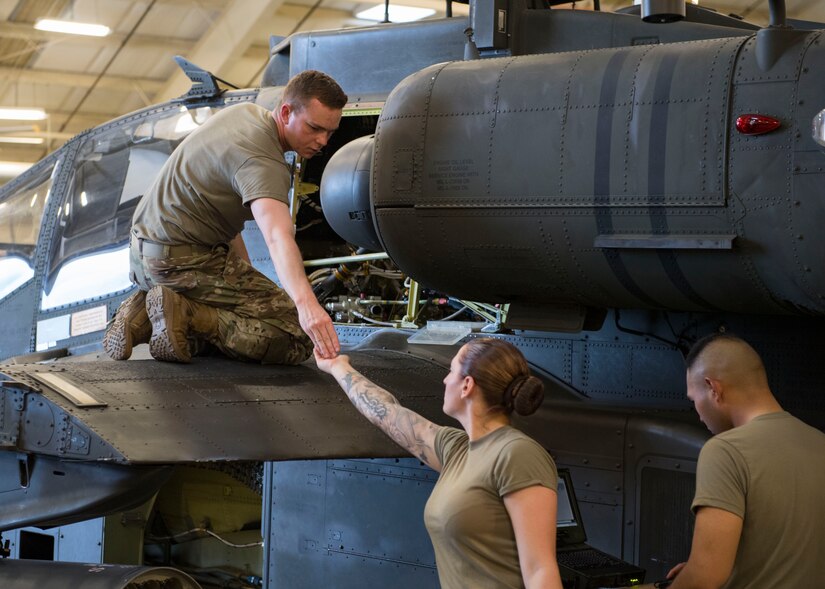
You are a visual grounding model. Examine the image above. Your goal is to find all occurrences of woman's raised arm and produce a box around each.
[315,351,444,471]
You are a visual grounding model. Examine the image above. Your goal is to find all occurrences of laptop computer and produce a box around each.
[555,469,646,589]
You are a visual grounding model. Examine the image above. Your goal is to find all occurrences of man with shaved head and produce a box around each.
[652,333,825,589]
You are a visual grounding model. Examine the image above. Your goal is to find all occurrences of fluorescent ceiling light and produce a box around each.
[34,18,111,37]
[0,161,33,177]
[0,107,47,121]
[0,137,44,145]
[355,5,436,22]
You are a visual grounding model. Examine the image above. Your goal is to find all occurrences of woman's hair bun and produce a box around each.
[508,375,545,416]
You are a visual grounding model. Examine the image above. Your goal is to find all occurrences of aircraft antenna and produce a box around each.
[768,0,786,26]
[464,27,481,60]
[754,0,801,70]
[173,56,238,102]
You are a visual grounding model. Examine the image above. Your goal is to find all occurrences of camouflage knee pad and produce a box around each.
[261,331,313,365]
[218,315,311,365]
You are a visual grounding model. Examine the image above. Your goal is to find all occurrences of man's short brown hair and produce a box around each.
[282,70,347,111]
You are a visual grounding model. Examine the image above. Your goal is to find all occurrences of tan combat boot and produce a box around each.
[145,286,217,363]
[190,302,218,339]
[102,290,151,360]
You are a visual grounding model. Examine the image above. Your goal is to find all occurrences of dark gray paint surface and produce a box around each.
[0,453,171,531]
[0,281,37,362]
[266,458,439,589]
[0,348,451,464]
[264,18,467,97]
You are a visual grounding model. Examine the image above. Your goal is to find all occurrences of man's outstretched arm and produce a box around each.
[251,197,340,358]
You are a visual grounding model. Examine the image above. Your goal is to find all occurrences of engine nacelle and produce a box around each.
[323,31,825,314]
[322,30,825,316]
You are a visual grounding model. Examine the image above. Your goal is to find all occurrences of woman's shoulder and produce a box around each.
[436,427,469,466]
[496,425,544,447]
[491,428,558,494]
[437,426,468,449]
[496,427,554,461]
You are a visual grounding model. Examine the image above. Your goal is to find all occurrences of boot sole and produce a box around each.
[146,287,192,363]
[103,313,132,360]
[102,292,150,360]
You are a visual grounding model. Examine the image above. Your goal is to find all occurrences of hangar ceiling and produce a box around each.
[0,0,820,180]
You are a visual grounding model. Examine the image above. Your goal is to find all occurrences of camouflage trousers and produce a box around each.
[130,241,312,365]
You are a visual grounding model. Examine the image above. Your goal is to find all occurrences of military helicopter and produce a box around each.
[0,0,823,587]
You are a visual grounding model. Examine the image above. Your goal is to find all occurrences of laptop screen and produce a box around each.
[556,469,588,546]
[557,472,577,528]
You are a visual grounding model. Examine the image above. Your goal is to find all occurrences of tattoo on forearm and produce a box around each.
[341,371,398,422]
[339,370,438,468]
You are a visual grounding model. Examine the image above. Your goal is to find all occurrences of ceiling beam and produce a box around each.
[0,65,164,93]
[153,0,286,102]
[0,20,193,53]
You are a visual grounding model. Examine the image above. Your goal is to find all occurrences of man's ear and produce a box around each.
[705,377,723,403]
[279,102,292,122]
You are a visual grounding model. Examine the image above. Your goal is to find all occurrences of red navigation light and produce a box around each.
[735,114,781,135]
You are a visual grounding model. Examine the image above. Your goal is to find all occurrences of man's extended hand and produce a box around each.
[298,299,340,359]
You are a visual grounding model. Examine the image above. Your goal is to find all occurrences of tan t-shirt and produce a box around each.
[132,102,291,246]
[424,426,557,589]
[692,411,825,589]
